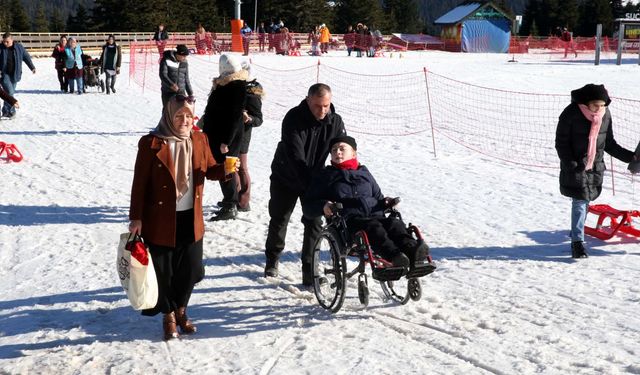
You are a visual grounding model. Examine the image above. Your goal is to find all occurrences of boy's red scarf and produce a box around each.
[331,158,359,170]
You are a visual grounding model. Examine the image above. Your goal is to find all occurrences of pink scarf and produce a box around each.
[578,104,605,171]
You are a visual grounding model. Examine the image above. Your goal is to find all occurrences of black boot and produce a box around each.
[571,241,588,258]
[264,256,279,277]
[413,242,430,265]
[210,204,237,221]
[390,253,410,268]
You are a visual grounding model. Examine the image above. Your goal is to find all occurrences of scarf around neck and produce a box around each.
[331,158,359,170]
[150,100,194,201]
[577,104,605,171]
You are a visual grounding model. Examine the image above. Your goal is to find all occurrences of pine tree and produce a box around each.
[577,0,614,36]
[0,0,11,32]
[558,0,579,31]
[49,8,66,32]
[610,0,624,19]
[293,0,333,32]
[170,0,222,32]
[520,0,539,36]
[32,3,49,32]
[385,0,423,33]
[91,0,124,31]
[334,0,386,33]
[10,0,31,31]
[66,4,93,32]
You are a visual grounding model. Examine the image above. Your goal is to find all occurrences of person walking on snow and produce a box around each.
[159,44,193,108]
[51,35,68,92]
[264,83,345,286]
[555,84,638,258]
[99,34,122,95]
[0,32,35,118]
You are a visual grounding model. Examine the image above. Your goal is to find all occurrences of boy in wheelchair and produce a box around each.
[303,136,434,277]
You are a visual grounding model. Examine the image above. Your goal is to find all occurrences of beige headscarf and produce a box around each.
[151,97,194,201]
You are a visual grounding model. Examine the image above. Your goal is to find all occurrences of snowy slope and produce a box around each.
[0,50,639,375]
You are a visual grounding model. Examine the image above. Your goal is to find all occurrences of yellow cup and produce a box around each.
[224,156,239,174]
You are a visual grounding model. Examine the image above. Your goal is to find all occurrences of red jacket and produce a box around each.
[129,131,226,247]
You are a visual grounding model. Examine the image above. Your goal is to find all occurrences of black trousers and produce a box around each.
[56,68,67,91]
[142,209,204,316]
[346,217,416,260]
[211,145,238,206]
[265,178,322,266]
[161,91,176,108]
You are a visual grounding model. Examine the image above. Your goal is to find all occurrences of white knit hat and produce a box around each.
[219,54,242,76]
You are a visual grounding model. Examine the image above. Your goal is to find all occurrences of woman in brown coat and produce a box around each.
[129,95,237,340]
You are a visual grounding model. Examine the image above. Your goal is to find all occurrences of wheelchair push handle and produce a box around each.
[329,202,343,212]
[384,197,401,209]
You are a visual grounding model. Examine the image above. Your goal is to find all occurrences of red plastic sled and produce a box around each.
[584,204,640,240]
[0,141,23,162]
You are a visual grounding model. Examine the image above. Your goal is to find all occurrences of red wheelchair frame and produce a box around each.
[312,204,435,313]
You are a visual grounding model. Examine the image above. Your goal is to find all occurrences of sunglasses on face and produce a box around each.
[175,95,195,104]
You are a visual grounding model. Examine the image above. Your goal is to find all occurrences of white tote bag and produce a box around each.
[117,233,159,310]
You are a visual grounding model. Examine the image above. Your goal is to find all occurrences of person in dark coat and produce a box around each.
[51,35,68,92]
[99,34,122,95]
[264,83,346,285]
[303,136,433,274]
[0,32,35,118]
[129,96,231,340]
[555,84,637,258]
[153,24,169,55]
[202,54,248,220]
[159,44,193,108]
[235,61,264,212]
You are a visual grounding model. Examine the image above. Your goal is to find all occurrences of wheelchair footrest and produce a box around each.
[407,262,436,279]
[372,266,407,281]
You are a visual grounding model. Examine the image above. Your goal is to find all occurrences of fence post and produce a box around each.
[141,45,148,94]
[611,155,616,196]
[423,67,437,158]
[316,59,321,83]
[595,24,602,66]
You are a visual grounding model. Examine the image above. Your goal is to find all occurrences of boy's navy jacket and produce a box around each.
[303,164,386,220]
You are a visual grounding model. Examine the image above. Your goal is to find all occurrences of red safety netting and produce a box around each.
[129,53,640,187]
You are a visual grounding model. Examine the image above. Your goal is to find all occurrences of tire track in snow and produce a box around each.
[258,335,295,375]
[370,312,508,375]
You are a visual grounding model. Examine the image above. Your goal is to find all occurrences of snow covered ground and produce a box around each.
[1,49,639,374]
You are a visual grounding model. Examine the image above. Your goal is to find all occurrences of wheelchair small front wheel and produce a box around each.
[312,229,347,313]
[379,277,410,305]
[358,278,369,307]
[408,278,422,301]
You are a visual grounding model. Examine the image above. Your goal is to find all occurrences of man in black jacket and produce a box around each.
[264,83,346,285]
[159,44,193,108]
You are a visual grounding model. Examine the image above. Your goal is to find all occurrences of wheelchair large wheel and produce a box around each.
[379,277,410,305]
[312,229,347,313]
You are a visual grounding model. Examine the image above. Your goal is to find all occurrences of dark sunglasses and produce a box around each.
[175,95,195,104]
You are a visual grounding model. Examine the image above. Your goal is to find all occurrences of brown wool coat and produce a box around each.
[129,131,227,247]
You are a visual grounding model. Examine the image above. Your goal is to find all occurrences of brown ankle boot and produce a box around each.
[175,307,197,334]
[163,312,179,340]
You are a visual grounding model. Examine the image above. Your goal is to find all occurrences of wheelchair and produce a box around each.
[311,201,436,313]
